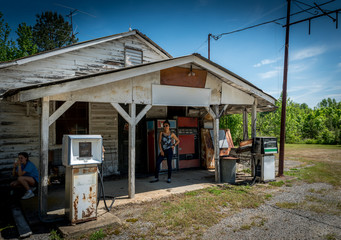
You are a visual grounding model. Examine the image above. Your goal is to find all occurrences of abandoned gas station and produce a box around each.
[0,30,276,221]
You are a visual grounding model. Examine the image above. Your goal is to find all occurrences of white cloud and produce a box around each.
[253,58,279,67]
[259,70,279,79]
[291,46,326,61]
[338,62,341,68]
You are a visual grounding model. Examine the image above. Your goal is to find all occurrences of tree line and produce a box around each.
[0,11,77,62]
[220,97,341,145]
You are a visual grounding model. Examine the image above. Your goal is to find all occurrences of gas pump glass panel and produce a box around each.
[62,135,103,166]
[252,137,278,154]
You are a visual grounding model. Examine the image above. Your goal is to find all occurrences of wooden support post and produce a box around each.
[205,105,224,183]
[243,108,248,140]
[40,97,49,217]
[251,98,258,139]
[111,103,151,198]
[128,103,136,198]
[213,105,220,183]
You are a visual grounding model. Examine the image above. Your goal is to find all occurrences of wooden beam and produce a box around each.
[251,98,258,139]
[212,105,221,183]
[243,108,249,140]
[219,105,228,117]
[111,102,152,199]
[40,97,49,217]
[128,103,136,198]
[135,104,152,125]
[110,103,132,125]
[205,107,216,119]
[48,101,75,126]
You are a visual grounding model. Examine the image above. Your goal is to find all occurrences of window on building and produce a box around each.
[125,47,143,67]
[55,102,89,144]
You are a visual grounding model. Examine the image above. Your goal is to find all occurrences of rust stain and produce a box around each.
[83,167,96,174]
[73,168,80,174]
[73,195,79,221]
[82,206,95,218]
[83,193,86,200]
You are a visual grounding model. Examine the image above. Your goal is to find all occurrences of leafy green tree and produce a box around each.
[33,11,77,52]
[220,114,243,144]
[0,12,17,61]
[16,23,37,57]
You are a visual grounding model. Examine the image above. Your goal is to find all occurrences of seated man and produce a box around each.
[10,152,39,200]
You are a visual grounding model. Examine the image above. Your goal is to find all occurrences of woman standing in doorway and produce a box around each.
[151,120,180,183]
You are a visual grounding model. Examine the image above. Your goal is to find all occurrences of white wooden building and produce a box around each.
[0,29,276,216]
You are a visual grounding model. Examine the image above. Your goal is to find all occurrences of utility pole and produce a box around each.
[208,33,212,60]
[278,0,291,177]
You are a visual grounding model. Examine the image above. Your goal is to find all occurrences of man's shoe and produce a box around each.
[167,179,171,183]
[150,178,159,183]
[22,191,34,200]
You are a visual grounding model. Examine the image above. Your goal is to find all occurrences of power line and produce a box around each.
[210,0,336,40]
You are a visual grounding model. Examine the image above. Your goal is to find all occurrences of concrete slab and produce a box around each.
[58,210,121,237]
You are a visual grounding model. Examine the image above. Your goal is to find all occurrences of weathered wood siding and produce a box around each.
[0,101,40,177]
[89,103,119,176]
[0,35,168,93]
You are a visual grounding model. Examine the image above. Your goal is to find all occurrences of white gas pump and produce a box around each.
[62,135,103,224]
[251,137,278,182]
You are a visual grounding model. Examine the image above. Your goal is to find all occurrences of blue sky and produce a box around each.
[1,0,340,108]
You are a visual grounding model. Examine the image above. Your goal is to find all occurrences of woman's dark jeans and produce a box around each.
[155,148,173,179]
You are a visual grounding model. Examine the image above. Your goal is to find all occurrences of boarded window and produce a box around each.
[55,102,89,144]
[125,47,143,66]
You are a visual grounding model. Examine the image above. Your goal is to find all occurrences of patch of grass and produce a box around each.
[265,194,272,200]
[49,229,63,240]
[269,180,285,187]
[233,216,267,232]
[324,233,337,240]
[89,229,106,240]
[276,201,303,209]
[126,218,138,223]
[142,184,266,234]
[308,188,327,194]
[276,189,341,216]
[284,162,341,187]
[239,224,251,231]
[184,190,199,196]
[285,144,341,150]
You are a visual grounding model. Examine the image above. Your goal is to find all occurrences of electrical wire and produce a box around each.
[210,0,336,40]
[293,1,319,15]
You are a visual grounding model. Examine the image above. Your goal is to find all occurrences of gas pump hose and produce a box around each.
[97,164,116,212]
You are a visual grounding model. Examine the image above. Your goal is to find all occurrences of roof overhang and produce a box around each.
[2,54,276,112]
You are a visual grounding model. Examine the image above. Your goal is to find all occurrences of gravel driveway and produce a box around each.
[203,183,341,240]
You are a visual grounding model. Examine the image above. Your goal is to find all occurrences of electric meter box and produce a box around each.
[62,135,103,166]
[252,137,278,154]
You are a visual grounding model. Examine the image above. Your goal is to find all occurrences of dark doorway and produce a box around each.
[118,104,147,175]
